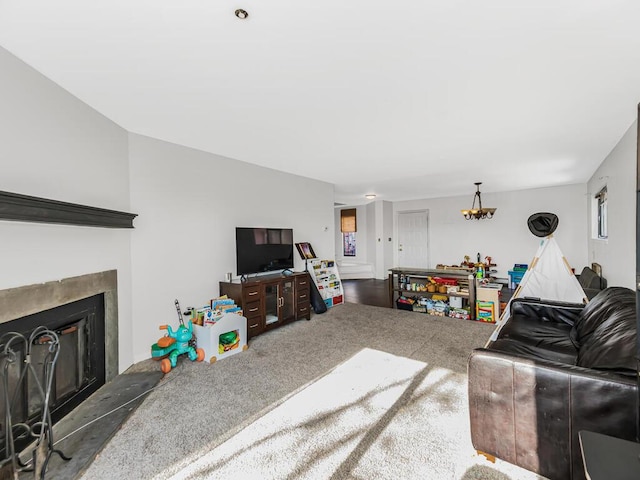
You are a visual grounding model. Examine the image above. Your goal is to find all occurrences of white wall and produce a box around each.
[0,46,337,369]
[334,204,370,264]
[393,184,589,279]
[0,47,134,370]
[366,202,376,265]
[383,200,394,276]
[129,134,335,363]
[373,200,394,279]
[587,120,637,289]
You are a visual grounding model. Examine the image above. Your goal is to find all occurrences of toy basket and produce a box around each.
[396,298,415,311]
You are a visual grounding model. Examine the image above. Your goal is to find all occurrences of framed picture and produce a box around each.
[295,242,317,260]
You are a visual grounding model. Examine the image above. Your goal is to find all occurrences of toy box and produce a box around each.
[508,270,526,289]
[448,307,471,320]
[396,296,415,311]
[449,295,463,309]
[427,300,448,317]
[412,304,427,313]
[476,301,496,323]
[193,314,248,363]
[432,277,458,286]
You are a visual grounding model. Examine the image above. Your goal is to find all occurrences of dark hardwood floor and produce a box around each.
[341,278,391,308]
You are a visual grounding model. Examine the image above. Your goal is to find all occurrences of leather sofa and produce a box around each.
[468,287,638,480]
[576,265,607,299]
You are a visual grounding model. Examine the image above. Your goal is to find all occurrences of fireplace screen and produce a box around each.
[1,295,105,457]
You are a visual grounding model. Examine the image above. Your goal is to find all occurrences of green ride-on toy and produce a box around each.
[151,299,205,373]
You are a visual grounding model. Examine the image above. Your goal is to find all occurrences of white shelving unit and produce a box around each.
[309,259,344,308]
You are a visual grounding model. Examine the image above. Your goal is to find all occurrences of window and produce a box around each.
[343,232,356,256]
[340,208,357,256]
[595,186,608,240]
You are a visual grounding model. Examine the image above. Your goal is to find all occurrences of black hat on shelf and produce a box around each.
[527,212,559,237]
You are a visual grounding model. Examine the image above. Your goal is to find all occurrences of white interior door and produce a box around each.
[397,210,429,268]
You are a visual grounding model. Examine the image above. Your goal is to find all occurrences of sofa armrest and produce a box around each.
[468,348,637,480]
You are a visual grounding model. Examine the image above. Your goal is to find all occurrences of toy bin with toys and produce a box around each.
[193,313,248,363]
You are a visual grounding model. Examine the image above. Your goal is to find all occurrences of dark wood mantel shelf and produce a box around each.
[0,190,137,228]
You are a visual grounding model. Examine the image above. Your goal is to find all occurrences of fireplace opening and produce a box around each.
[0,294,105,456]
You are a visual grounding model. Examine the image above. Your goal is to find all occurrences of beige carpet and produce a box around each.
[80,303,545,480]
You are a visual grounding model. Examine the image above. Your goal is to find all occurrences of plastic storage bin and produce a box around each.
[508,270,526,289]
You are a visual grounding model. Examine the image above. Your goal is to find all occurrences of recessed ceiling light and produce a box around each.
[365,194,376,200]
[235,9,248,19]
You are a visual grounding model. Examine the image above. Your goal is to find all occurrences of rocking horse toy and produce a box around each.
[151,299,205,373]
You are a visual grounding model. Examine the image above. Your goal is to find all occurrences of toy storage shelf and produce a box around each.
[388,268,476,320]
[309,259,344,308]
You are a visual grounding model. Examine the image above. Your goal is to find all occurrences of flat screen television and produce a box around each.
[235,227,294,275]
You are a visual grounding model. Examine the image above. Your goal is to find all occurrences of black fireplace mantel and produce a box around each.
[0,190,137,228]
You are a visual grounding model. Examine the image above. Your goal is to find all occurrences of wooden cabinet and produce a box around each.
[389,268,476,320]
[220,272,311,339]
[295,274,311,321]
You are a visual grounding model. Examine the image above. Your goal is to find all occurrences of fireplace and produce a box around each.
[1,294,106,455]
[0,271,118,459]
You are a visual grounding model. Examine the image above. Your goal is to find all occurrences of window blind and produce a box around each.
[340,208,357,233]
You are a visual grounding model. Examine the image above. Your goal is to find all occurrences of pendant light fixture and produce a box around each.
[461,182,496,220]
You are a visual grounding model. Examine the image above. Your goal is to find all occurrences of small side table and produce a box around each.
[579,430,640,480]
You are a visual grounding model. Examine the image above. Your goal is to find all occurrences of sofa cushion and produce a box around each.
[500,316,576,354]
[577,266,601,290]
[572,287,637,374]
[499,298,583,356]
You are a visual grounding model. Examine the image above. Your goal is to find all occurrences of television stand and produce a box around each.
[220,272,311,338]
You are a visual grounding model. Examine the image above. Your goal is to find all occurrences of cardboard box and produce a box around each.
[449,295,463,309]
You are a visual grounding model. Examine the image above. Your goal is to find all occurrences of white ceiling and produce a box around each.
[1,1,639,205]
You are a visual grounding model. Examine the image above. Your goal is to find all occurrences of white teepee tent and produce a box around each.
[490,234,587,340]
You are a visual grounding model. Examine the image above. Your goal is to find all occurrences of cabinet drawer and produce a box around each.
[297,303,311,320]
[243,300,262,317]
[243,285,261,302]
[297,289,309,303]
[246,315,263,337]
[295,275,310,289]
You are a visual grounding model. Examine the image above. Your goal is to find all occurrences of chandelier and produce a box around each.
[461,182,496,220]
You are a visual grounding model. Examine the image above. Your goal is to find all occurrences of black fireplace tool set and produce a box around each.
[1,328,71,480]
